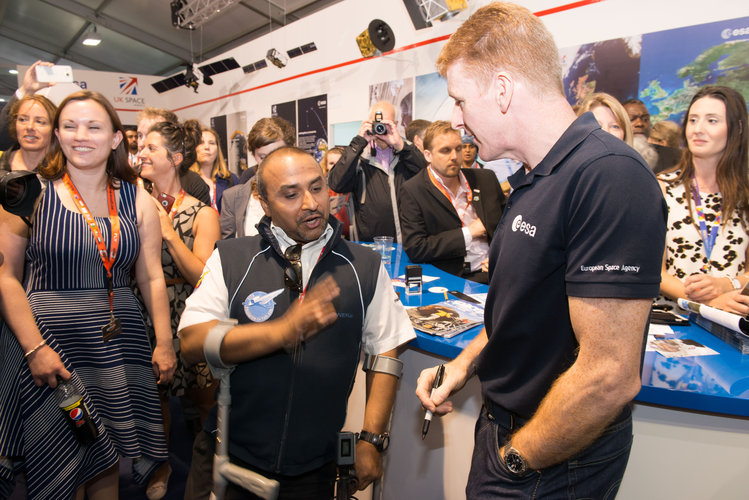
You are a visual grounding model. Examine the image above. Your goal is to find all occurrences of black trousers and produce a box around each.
[184,429,336,500]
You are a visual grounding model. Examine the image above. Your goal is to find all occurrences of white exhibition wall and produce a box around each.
[16,0,749,139]
[162,0,749,137]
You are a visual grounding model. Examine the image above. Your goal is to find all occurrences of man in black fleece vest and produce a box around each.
[179,147,414,499]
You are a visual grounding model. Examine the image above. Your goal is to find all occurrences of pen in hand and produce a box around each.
[422,364,446,440]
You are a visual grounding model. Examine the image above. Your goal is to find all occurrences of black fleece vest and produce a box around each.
[217,219,380,475]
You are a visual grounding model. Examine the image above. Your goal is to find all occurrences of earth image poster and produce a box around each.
[639,16,749,124]
[560,36,641,106]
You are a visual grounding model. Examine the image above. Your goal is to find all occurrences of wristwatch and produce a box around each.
[502,443,530,477]
[357,430,390,452]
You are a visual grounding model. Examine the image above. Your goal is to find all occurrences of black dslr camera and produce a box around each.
[0,170,42,217]
[371,111,388,135]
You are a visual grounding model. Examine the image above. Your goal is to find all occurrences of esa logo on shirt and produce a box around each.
[511,215,536,237]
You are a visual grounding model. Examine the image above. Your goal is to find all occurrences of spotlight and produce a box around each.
[82,25,102,47]
[355,19,395,58]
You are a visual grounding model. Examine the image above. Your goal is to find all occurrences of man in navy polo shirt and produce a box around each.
[416,3,667,498]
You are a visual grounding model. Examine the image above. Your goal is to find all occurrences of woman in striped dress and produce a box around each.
[0,90,175,499]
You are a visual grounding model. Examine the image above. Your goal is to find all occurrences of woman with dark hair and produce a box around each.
[191,126,238,213]
[658,85,749,313]
[0,90,175,498]
[1,94,56,172]
[139,119,220,499]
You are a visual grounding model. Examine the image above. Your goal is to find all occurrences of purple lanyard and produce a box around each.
[691,178,721,270]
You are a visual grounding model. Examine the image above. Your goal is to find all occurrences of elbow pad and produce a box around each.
[362,353,403,379]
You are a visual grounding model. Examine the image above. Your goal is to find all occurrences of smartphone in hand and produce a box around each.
[35,65,73,83]
[157,192,175,213]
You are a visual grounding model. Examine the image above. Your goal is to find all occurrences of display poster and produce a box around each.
[20,66,161,125]
[271,100,297,133]
[560,36,641,106]
[296,94,328,162]
[638,16,749,124]
[210,111,248,177]
[414,72,450,122]
[369,78,414,138]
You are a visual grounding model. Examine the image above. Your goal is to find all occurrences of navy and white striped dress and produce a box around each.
[0,181,167,499]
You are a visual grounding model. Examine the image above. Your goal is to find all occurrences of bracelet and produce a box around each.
[24,339,47,359]
[728,277,741,290]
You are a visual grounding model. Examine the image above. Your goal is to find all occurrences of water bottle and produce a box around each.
[54,376,99,446]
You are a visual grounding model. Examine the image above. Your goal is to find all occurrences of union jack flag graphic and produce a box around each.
[119,77,138,95]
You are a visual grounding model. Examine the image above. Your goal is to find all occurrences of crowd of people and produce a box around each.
[0,2,748,499]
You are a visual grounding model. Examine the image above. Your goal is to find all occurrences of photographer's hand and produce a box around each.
[358,120,374,141]
[380,119,405,151]
[20,61,54,97]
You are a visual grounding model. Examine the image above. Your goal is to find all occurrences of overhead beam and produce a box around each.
[200,21,284,61]
[0,25,120,72]
[200,0,342,61]
[238,0,287,27]
[42,0,193,62]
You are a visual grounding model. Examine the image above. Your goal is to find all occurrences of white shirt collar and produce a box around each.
[270,222,335,287]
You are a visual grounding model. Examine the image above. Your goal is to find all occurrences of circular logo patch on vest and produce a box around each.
[242,288,284,322]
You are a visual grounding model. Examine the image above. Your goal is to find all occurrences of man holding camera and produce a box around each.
[327,101,426,242]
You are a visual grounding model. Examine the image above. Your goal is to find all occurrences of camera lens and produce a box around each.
[0,170,42,217]
[373,122,387,135]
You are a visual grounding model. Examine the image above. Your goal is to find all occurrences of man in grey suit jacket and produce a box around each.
[219,179,266,238]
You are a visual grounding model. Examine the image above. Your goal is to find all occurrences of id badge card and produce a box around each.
[102,314,122,342]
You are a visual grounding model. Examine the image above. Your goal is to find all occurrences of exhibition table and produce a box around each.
[348,243,749,499]
[380,242,749,415]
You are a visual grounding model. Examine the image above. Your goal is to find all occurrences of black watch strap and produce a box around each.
[357,430,390,452]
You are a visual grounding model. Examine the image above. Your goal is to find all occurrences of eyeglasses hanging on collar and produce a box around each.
[284,244,303,293]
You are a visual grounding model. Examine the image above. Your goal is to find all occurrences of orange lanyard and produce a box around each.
[427,167,471,226]
[169,189,186,220]
[62,173,120,313]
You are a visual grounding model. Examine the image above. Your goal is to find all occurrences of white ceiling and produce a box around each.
[0,0,342,102]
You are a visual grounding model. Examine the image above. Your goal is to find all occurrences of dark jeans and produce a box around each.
[466,404,633,499]
[184,429,336,500]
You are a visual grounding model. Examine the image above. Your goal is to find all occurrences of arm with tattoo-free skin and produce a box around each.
[0,207,70,387]
[417,296,650,470]
[355,347,402,491]
[179,276,340,365]
[501,297,650,469]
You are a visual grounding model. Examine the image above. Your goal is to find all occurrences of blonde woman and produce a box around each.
[191,126,238,213]
[577,92,634,145]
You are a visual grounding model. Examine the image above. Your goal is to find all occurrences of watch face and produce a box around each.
[505,450,527,475]
[380,434,390,451]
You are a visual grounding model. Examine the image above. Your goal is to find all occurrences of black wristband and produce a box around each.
[357,430,390,452]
